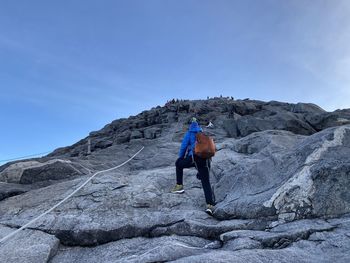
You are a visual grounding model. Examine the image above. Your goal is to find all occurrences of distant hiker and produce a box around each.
[171,117,216,215]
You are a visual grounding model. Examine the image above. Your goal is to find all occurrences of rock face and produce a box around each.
[0,159,84,184]
[0,182,32,201]
[46,99,350,158]
[213,126,350,221]
[0,225,59,263]
[0,98,350,262]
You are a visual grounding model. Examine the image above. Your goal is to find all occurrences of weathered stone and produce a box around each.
[222,237,262,251]
[291,102,325,114]
[0,182,33,201]
[235,112,316,137]
[0,225,59,263]
[45,99,350,157]
[51,235,211,263]
[20,161,81,184]
[130,130,143,140]
[91,138,113,150]
[144,127,161,139]
[115,130,130,144]
[219,219,334,248]
[0,159,82,184]
[213,126,350,220]
[222,119,239,138]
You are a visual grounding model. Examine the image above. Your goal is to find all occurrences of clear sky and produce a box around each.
[0,0,349,164]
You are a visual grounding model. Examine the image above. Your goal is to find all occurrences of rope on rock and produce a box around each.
[0,151,52,164]
[0,146,144,245]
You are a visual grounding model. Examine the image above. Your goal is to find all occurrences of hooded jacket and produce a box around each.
[178,122,202,158]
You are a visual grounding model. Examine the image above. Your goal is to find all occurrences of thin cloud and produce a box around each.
[0,34,159,115]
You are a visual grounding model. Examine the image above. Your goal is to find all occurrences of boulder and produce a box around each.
[130,130,143,140]
[0,225,59,263]
[305,110,350,131]
[115,130,131,144]
[235,112,316,137]
[91,138,113,150]
[0,182,33,201]
[291,103,325,114]
[213,125,350,221]
[222,120,239,138]
[0,159,82,184]
[51,236,211,263]
[144,127,162,139]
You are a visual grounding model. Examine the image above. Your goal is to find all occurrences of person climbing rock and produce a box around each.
[171,117,215,215]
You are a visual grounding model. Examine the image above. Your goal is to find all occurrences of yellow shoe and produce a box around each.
[171,184,184,194]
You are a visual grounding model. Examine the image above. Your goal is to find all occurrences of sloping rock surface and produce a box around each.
[0,182,33,201]
[0,225,59,263]
[0,98,350,262]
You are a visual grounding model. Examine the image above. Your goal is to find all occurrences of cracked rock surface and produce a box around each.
[0,98,350,262]
[0,225,59,263]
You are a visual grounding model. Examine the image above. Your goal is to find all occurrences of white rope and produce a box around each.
[0,146,144,245]
[0,151,52,164]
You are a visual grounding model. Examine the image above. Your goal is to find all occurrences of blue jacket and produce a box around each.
[179,122,202,158]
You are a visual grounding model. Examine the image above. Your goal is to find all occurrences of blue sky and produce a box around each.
[0,0,349,163]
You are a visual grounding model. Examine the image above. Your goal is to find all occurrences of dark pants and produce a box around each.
[175,155,215,205]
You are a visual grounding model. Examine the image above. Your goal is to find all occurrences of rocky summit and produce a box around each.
[1,97,350,263]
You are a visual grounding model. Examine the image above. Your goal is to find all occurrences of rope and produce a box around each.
[0,146,144,245]
[0,151,52,164]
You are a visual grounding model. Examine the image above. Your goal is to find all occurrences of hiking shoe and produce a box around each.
[171,184,184,194]
[205,204,215,216]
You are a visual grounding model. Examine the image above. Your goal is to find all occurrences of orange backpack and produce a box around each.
[194,132,216,158]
